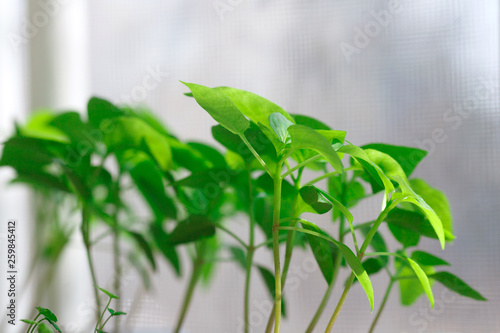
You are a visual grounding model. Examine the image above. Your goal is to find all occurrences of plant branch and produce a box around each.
[368,278,394,333]
[239,134,272,176]
[81,203,101,322]
[174,248,204,333]
[271,164,283,333]
[306,211,346,333]
[281,155,322,179]
[244,164,255,333]
[324,199,399,332]
[213,223,248,249]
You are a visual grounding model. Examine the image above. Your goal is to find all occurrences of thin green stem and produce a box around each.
[341,220,376,237]
[95,298,112,333]
[81,203,101,321]
[26,314,41,333]
[306,212,346,333]
[254,234,287,250]
[174,251,204,333]
[239,134,272,176]
[244,165,255,333]
[278,226,336,244]
[303,171,340,187]
[302,167,360,187]
[99,314,114,332]
[111,183,122,333]
[281,155,322,179]
[324,199,399,332]
[324,273,356,333]
[368,278,394,333]
[213,223,248,249]
[272,164,283,333]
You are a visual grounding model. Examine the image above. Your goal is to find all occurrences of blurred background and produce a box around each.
[0,0,499,332]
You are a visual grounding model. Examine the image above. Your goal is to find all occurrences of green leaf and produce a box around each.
[36,306,58,322]
[182,82,250,134]
[95,286,119,299]
[428,272,487,301]
[387,223,421,248]
[362,258,384,276]
[0,137,65,173]
[21,319,38,325]
[299,185,333,214]
[269,113,294,143]
[300,220,374,311]
[108,308,127,316]
[363,149,407,192]
[288,125,343,173]
[104,117,173,171]
[407,258,434,307]
[113,311,127,316]
[214,86,294,130]
[168,215,216,246]
[187,142,227,168]
[20,110,69,143]
[292,114,331,130]
[384,208,453,244]
[150,224,181,276]
[360,227,388,265]
[175,167,235,189]
[339,144,394,201]
[256,266,287,317]
[392,176,446,249]
[167,138,210,172]
[126,107,171,137]
[38,322,54,333]
[397,258,433,306]
[361,143,427,177]
[199,237,221,286]
[87,97,124,129]
[409,178,453,237]
[50,112,93,147]
[229,246,247,269]
[300,221,337,284]
[211,124,277,164]
[129,160,177,220]
[411,251,450,267]
[127,231,156,271]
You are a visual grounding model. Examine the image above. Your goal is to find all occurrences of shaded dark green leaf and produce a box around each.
[129,160,176,220]
[361,143,427,177]
[127,231,156,271]
[150,224,181,276]
[256,266,287,317]
[429,272,487,301]
[411,251,450,267]
[87,97,124,129]
[168,215,216,246]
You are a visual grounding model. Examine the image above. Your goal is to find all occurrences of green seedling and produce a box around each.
[3,82,487,333]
